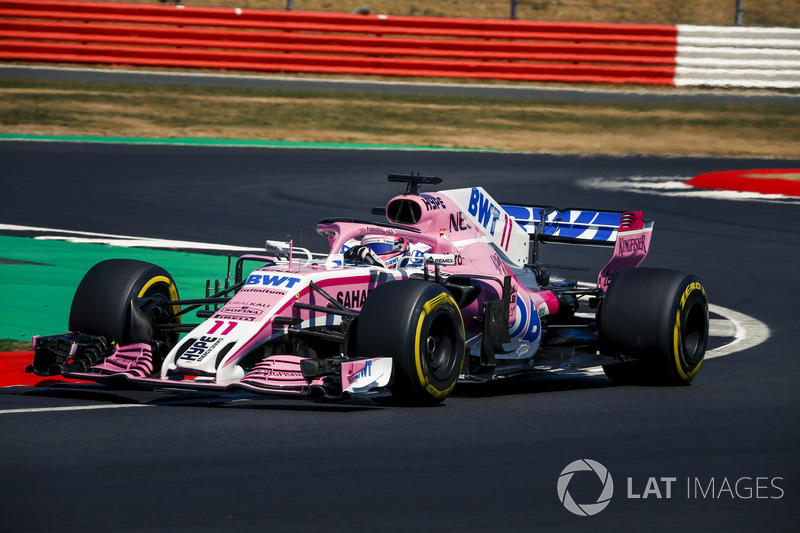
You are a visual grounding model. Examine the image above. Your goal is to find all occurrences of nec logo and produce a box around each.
[245,274,302,289]
[467,188,501,235]
[448,211,471,232]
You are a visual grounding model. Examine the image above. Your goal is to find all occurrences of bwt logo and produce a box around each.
[352,360,373,381]
[245,274,301,289]
[557,459,614,516]
[467,188,501,235]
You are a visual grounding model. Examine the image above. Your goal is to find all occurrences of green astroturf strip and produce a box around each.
[0,236,236,342]
[0,133,493,152]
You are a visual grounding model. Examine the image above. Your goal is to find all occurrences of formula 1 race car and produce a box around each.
[29,174,709,405]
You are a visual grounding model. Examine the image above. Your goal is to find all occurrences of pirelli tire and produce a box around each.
[599,268,709,386]
[68,259,181,357]
[354,280,466,406]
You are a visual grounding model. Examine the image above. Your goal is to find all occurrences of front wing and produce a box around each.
[28,334,393,400]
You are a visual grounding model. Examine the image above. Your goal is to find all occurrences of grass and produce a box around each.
[90,0,800,27]
[2,78,799,157]
[0,340,31,352]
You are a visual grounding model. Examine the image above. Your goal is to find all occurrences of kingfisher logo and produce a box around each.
[617,234,649,255]
[557,459,614,516]
[245,274,301,289]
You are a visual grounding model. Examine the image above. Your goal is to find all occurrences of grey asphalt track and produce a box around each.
[3,64,800,106]
[1,142,799,531]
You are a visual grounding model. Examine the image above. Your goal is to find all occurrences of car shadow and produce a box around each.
[452,372,616,399]
[3,383,382,412]
[4,370,617,411]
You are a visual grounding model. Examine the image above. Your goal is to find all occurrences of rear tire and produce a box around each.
[69,259,180,358]
[354,280,465,405]
[600,268,708,385]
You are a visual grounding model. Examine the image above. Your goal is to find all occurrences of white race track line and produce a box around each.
[706,303,770,359]
[0,404,151,415]
[583,303,768,375]
[0,222,261,252]
[579,176,800,205]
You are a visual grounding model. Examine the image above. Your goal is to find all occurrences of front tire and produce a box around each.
[600,268,708,385]
[354,280,465,405]
[68,259,180,358]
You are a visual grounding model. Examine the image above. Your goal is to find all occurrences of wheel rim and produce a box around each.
[682,300,707,366]
[425,313,458,382]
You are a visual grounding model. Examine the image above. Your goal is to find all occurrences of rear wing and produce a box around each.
[500,204,654,290]
[500,204,627,246]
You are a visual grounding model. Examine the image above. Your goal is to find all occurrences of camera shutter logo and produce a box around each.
[557,459,614,516]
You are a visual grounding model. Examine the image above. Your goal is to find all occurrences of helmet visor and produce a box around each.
[366,242,399,255]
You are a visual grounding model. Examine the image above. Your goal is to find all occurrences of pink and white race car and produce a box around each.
[29,174,709,405]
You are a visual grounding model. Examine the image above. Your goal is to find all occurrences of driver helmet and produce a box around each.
[361,235,408,268]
